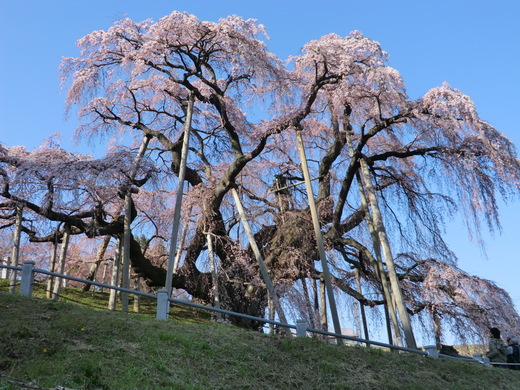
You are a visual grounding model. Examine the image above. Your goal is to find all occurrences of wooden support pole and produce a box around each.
[231,187,292,336]
[344,126,403,347]
[295,129,343,343]
[165,93,195,297]
[52,225,70,301]
[9,204,23,294]
[206,233,221,320]
[358,157,417,349]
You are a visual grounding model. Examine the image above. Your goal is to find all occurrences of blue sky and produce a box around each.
[1,1,519,317]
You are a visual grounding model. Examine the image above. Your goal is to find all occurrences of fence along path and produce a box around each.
[3,261,518,368]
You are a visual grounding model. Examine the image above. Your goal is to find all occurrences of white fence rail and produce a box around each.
[3,261,519,368]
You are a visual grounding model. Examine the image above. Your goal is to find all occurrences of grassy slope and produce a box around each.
[1,288,520,389]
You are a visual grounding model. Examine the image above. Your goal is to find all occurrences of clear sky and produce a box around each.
[1,0,519,317]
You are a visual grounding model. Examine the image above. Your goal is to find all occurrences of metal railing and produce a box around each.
[3,260,520,368]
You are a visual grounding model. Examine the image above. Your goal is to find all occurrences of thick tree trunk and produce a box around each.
[268,295,275,334]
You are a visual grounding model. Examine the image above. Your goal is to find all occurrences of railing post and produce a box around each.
[0,256,9,279]
[20,261,35,297]
[156,289,169,320]
[424,345,438,358]
[296,319,307,338]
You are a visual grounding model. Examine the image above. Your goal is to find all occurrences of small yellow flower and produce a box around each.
[43,348,48,353]
[80,327,85,332]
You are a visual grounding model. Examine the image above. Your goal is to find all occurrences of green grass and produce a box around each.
[0,279,210,322]
[1,284,520,389]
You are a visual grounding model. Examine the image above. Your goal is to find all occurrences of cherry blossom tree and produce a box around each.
[0,141,158,289]
[2,12,519,345]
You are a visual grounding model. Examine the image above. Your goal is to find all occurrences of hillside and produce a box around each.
[1,290,520,389]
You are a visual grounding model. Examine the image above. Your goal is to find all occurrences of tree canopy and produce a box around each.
[1,12,519,346]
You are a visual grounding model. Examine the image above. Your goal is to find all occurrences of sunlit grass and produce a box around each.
[1,284,520,389]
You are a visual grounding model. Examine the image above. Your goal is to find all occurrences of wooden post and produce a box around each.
[9,204,23,293]
[206,233,221,320]
[433,311,442,349]
[345,126,403,347]
[354,171,403,346]
[268,295,275,334]
[46,237,59,299]
[108,238,121,311]
[172,207,192,275]
[165,93,195,296]
[83,236,111,292]
[121,192,132,313]
[319,279,328,334]
[231,188,292,336]
[133,275,140,313]
[295,129,343,343]
[301,278,316,329]
[100,260,109,292]
[358,157,417,349]
[121,135,152,310]
[312,278,320,333]
[52,225,70,301]
[355,268,370,345]
[1,256,9,279]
